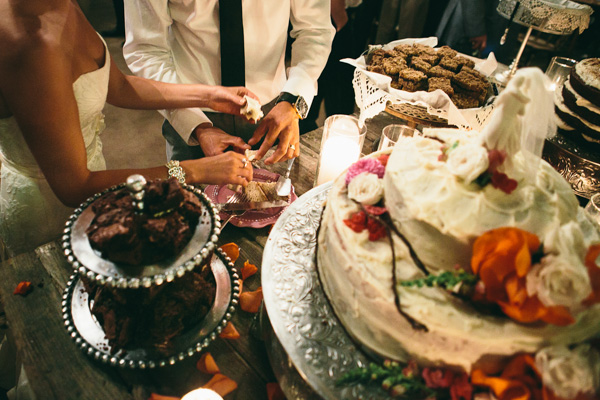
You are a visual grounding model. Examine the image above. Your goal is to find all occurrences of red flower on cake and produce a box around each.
[491,171,518,194]
[422,368,473,400]
[471,228,574,326]
[343,211,387,241]
[422,368,454,388]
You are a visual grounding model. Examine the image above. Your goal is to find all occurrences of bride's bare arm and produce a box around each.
[105,59,257,115]
[0,40,252,208]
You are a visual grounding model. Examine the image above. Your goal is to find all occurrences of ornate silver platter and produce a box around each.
[543,135,600,200]
[62,182,221,288]
[62,249,240,369]
[262,183,388,400]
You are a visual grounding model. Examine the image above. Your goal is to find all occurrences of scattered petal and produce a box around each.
[196,352,220,375]
[266,382,286,400]
[242,260,258,280]
[13,281,33,296]
[240,287,263,313]
[219,322,240,340]
[202,373,238,397]
[238,278,244,293]
[219,243,240,263]
[149,393,179,400]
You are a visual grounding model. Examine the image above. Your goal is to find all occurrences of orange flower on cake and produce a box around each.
[470,223,600,326]
[472,344,600,400]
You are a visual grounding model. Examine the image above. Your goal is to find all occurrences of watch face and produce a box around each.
[296,96,309,120]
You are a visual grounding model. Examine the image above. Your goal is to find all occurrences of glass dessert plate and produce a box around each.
[62,249,240,369]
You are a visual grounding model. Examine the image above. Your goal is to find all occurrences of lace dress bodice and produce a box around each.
[0,37,110,256]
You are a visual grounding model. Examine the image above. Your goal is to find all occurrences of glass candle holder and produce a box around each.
[314,115,366,186]
[378,124,419,151]
[545,56,576,92]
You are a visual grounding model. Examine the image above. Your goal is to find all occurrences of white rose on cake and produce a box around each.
[445,143,489,183]
[347,172,384,205]
[526,254,592,312]
[535,344,600,399]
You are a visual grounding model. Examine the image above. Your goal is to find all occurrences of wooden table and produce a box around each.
[0,111,398,400]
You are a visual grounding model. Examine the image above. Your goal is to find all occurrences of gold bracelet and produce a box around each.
[165,160,186,184]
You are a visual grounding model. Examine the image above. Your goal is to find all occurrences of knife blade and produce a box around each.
[218,199,288,211]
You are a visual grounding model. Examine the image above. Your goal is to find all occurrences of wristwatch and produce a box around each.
[275,92,309,120]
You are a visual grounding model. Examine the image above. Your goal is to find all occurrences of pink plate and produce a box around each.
[204,169,298,228]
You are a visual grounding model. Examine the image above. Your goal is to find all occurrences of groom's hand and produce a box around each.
[194,123,250,157]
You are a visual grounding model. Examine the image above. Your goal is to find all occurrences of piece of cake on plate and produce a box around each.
[318,68,600,399]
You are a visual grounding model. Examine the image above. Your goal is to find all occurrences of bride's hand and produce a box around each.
[182,151,253,187]
[207,86,259,116]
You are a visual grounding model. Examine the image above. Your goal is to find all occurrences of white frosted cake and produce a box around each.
[318,69,600,398]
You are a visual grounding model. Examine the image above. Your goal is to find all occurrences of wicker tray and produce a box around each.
[385,103,454,128]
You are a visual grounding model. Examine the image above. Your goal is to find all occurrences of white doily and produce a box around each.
[497,0,593,34]
[347,37,499,130]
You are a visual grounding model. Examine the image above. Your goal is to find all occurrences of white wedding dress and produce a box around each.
[0,38,109,257]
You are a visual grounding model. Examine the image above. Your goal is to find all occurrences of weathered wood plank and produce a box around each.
[0,253,133,400]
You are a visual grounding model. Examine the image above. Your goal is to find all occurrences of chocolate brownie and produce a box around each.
[396,78,427,92]
[86,178,205,266]
[439,56,461,72]
[428,77,454,96]
[399,68,427,82]
[383,57,408,75]
[428,65,455,79]
[410,57,433,73]
[437,45,458,59]
[84,263,216,353]
[455,56,476,70]
[452,91,480,109]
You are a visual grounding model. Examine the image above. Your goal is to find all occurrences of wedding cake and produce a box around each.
[317,69,600,399]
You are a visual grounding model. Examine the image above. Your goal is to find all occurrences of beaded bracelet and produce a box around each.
[165,160,186,184]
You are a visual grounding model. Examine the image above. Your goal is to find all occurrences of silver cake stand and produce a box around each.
[495,0,592,84]
[262,183,389,400]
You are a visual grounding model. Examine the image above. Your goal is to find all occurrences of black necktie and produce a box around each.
[219,0,245,87]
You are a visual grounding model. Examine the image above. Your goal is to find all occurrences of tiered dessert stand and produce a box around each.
[494,0,593,84]
[61,175,240,369]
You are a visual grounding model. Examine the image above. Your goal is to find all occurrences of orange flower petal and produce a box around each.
[471,355,542,400]
[13,281,33,296]
[196,352,220,375]
[202,373,238,397]
[541,305,575,326]
[242,260,258,280]
[240,287,263,313]
[220,243,240,263]
[219,322,240,340]
[266,382,286,400]
[584,244,600,305]
[238,278,244,294]
[149,394,180,400]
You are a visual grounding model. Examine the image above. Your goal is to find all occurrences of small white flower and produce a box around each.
[526,254,592,312]
[445,143,489,183]
[347,172,384,205]
[535,344,600,399]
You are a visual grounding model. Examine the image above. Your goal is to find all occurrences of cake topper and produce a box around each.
[480,68,555,177]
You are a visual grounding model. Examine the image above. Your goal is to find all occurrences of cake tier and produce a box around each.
[383,133,579,272]
[317,151,600,373]
[570,58,600,106]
